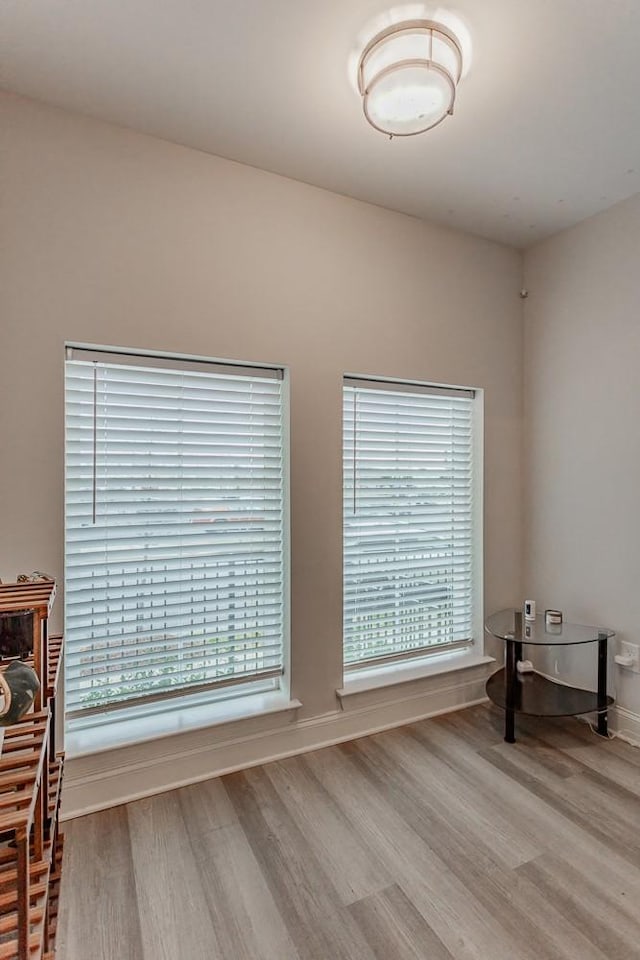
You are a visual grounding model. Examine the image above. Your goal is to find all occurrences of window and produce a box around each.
[343,377,478,669]
[65,347,286,721]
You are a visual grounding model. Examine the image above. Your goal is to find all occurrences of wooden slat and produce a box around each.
[0,930,42,959]
[0,907,45,938]
[0,637,62,707]
[0,717,49,834]
[0,831,64,960]
[0,882,48,912]
[48,759,63,814]
[0,583,55,617]
[47,835,65,947]
[46,638,63,701]
[0,584,64,960]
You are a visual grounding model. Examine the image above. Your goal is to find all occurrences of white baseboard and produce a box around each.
[62,665,490,819]
[611,705,640,747]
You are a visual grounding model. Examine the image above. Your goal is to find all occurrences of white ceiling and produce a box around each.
[2,0,640,247]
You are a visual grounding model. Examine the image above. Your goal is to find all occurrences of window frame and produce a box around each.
[63,342,291,735]
[341,374,484,676]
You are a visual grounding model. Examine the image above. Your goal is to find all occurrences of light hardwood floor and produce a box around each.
[56,704,640,960]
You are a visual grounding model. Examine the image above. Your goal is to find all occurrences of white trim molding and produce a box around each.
[62,659,493,819]
[610,705,640,747]
[66,689,301,758]
[338,650,493,700]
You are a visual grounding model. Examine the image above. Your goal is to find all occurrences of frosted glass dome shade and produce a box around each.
[364,65,453,136]
[357,20,463,137]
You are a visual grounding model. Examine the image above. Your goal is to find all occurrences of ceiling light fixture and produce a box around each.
[357,19,463,138]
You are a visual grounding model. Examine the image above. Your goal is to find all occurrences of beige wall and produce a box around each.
[1,92,523,732]
[524,193,640,720]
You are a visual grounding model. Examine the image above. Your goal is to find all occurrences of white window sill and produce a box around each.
[337,648,495,700]
[66,689,302,759]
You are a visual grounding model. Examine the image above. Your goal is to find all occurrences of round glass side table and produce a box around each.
[485,609,615,743]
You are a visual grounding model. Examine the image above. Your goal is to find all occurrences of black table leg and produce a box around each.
[597,634,608,737]
[505,638,517,743]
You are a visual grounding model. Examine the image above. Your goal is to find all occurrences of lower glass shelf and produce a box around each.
[486,668,614,718]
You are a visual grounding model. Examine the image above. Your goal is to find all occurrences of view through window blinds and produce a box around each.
[65,351,285,716]
[343,380,475,667]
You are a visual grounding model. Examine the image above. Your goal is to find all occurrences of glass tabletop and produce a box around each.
[485,609,615,646]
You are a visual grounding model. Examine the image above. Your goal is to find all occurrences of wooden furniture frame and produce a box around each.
[0,582,64,959]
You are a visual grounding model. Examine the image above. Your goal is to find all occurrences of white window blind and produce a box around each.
[64,349,285,716]
[343,379,476,668]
